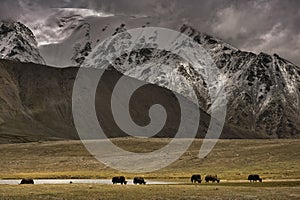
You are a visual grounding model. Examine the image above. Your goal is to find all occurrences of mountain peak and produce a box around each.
[180,24,238,52]
[0,21,45,64]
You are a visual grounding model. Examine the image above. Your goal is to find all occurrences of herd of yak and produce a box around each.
[19,174,262,185]
[190,174,262,183]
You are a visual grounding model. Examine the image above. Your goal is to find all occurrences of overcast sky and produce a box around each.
[1,0,300,66]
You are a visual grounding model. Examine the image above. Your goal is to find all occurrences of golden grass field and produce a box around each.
[0,138,299,199]
[0,138,299,179]
[1,183,300,200]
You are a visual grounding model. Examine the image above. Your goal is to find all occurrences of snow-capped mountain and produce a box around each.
[0,21,45,64]
[180,25,300,138]
[38,14,166,67]
[82,23,300,138]
[0,15,299,138]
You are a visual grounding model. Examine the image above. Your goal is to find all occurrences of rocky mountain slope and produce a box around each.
[180,25,300,138]
[0,21,45,64]
[0,18,299,140]
[81,22,300,138]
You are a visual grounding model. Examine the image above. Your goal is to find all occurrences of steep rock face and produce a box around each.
[181,25,300,138]
[71,23,92,65]
[0,21,45,64]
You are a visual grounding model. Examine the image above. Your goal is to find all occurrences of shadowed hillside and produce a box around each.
[0,59,264,143]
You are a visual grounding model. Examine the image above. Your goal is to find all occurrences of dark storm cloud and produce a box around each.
[1,0,299,65]
[206,0,300,65]
[94,0,300,65]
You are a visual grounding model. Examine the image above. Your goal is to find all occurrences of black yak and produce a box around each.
[133,177,146,184]
[205,175,220,183]
[112,176,127,184]
[191,174,202,183]
[248,174,262,182]
[20,178,34,184]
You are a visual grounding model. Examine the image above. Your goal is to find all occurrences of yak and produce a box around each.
[205,175,220,183]
[112,176,127,184]
[20,178,34,184]
[191,174,202,183]
[133,177,146,184]
[248,174,262,182]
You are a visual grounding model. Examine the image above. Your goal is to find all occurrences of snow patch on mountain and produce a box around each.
[0,21,45,64]
[38,15,165,67]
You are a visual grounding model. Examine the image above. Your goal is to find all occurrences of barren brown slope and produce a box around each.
[0,59,261,143]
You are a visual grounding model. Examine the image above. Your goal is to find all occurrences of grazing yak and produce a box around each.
[20,178,34,184]
[112,176,127,184]
[205,175,220,183]
[248,174,262,182]
[191,174,202,183]
[133,177,146,184]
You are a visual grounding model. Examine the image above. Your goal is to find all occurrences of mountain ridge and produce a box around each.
[0,19,299,140]
[82,23,300,138]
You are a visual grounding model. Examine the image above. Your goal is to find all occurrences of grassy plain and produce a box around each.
[0,138,299,199]
[0,138,299,180]
[0,183,300,200]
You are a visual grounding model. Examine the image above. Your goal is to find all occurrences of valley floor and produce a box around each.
[0,183,300,200]
[0,138,299,180]
[0,138,299,199]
